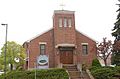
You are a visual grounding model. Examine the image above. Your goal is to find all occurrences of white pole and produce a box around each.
[34,62,36,79]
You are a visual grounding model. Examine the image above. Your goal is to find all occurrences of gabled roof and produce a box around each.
[76,29,97,42]
[26,28,53,42]
[25,27,96,44]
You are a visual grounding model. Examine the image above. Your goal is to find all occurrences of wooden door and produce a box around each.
[60,50,73,64]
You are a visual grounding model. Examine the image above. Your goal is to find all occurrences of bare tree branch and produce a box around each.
[97,38,113,66]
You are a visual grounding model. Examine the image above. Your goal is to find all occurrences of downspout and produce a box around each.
[52,28,56,67]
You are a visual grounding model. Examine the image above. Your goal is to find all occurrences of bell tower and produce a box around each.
[53,10,76,47]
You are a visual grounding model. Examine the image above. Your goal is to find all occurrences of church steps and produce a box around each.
[63,64,91,79]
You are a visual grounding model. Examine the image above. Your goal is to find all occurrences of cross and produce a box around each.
[60,4,65,10]
[60,0,65,10]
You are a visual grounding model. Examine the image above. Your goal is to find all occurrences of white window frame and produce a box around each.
[39,42,47,55]
[68,19,72,27]
[64,18,67,27]
[81,43,88,55]
[59,18,62,27]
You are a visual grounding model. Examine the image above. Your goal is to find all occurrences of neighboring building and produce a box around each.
[23,10,97,70]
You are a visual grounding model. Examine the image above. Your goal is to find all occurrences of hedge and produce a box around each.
[0,68,69,79]
[91,67,115,79]
[90,59,120,79]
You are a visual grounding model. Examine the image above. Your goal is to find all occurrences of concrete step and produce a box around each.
[64,66,77,69]
[82,71,91,79]
[71,76,81,79]
[69,71,81,77]
[71,76,85,79]
[70,72,84,79]
[63,64,78,71]
[63,64,90,79]
[66,68,78,71]
[63,64,81,79]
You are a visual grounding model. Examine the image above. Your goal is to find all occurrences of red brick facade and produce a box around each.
[23,10,97,70]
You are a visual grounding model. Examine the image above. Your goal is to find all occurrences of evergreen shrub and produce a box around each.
[92,58,101,67]
[0,68,69,79]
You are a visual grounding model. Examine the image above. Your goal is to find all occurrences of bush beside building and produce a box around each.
[0,68,69,79]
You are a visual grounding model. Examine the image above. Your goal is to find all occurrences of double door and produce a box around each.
[60,50,73,64]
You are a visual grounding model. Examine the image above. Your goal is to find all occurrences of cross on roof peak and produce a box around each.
[59,0,66,10]
[60,4,65,10]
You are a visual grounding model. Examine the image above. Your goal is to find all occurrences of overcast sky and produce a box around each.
[0,0,118,49]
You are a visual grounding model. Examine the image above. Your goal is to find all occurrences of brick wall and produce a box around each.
[76,31,97,66]
[53,12,76,45]
[23,10,97,69]
[26,29,55,69]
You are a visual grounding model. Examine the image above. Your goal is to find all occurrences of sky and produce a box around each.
[0,0,118,50]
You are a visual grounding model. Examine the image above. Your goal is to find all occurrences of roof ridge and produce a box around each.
[76,29,97,42]
[26,28,53,42]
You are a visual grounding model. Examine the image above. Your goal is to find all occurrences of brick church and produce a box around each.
[23,10,97,70]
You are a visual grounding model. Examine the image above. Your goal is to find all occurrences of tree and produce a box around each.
[0,56,4,71]
[0,41,26,71]
[111,41,120,66]
[111,0,120,66]
[97,38,112,66]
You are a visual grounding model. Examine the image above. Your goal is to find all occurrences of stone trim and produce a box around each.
[55,44,76,48]
[81,43,88,45]
[86,69,95,79]
[54,10,75,14]
[39,42,47,45]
